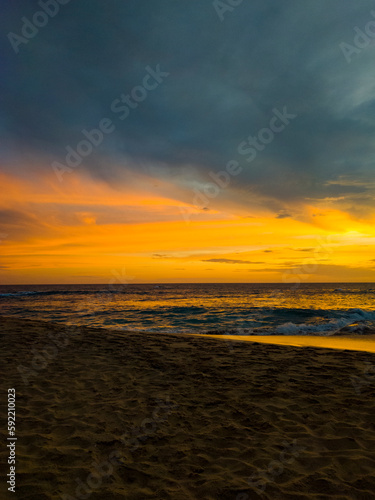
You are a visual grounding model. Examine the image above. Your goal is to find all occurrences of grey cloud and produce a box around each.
[276,213,292,219]
[2,0,375,215]
[203,259,264,264]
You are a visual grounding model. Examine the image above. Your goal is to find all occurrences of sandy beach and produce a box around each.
[1,316,375,499]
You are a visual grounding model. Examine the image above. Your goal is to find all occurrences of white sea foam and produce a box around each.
[275,309,375,336]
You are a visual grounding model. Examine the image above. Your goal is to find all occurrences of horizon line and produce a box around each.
[1,282,375,286]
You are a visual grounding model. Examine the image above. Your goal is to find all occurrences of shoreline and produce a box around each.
[191,333,375,354]
[2,314,375,354]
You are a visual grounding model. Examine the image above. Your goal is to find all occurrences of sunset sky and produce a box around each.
[1,0,375,284]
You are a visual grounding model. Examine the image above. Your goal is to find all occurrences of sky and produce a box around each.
[1,0,375,284]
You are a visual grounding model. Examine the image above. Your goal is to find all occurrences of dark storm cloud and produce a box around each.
[2,0,375,212]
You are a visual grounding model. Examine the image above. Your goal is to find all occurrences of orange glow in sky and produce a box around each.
[1,168,375,284]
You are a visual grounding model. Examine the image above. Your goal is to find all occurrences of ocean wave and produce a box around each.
[0,291,43,298]
[151,305,208,315]
[332,288,375,294]
[1,286,374,337]
[0,289,127,298]
[269,308,375,336]
[274,314,375,336]
[206,308,375,337]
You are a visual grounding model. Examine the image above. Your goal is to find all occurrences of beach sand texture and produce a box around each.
[1,316,375,499]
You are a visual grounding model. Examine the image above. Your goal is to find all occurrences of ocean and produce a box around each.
[1,283,375,336]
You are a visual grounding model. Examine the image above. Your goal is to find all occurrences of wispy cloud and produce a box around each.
[202,259,264,264]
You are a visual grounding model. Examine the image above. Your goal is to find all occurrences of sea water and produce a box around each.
[1,283,375,336]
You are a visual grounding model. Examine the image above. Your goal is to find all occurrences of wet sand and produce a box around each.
[194,333,375,353]
[1,316,375,499]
